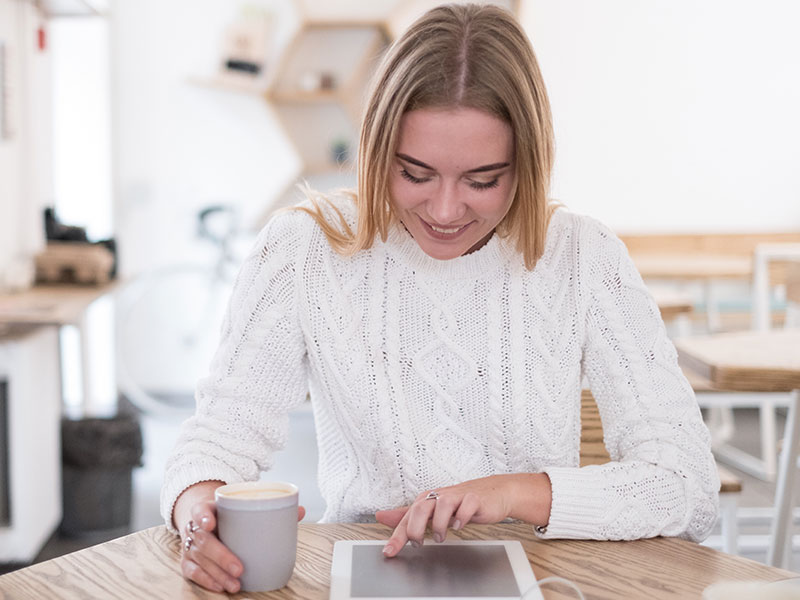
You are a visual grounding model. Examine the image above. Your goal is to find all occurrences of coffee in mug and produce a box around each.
[215,481,299,592]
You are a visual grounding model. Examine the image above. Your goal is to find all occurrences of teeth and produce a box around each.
[430,224,462,234]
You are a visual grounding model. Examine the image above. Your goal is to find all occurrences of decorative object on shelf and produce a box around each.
[260,19,391,217]
[219,8,276,79]
[330,137,350,166]
[35,208,117,285]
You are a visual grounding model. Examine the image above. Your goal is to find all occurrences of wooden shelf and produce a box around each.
[0,282,118,326]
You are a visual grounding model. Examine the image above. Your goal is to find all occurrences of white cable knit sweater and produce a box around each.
[161,200,719,541]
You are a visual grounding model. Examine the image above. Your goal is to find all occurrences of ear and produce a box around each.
[375,507,409,528]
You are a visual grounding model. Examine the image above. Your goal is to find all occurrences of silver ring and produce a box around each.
[425,490,440,500]
[186,520,200,535]
[184,536,194,552]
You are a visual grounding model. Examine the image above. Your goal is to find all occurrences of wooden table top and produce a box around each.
[675,330,800,392]
[631,254,752,280]
[0,523,796,600]
[0,283,117,327]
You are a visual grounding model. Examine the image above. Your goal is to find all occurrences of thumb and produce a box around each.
[192,500,218,532]
[375,507,409,528]
[298,505,306,521]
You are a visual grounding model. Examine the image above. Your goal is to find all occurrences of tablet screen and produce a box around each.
[350,544,521,598]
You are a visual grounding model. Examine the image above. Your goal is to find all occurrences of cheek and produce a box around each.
[470,189,513,219]
[389,178,424,211]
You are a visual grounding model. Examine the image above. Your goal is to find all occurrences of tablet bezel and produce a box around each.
[329,539,541,600]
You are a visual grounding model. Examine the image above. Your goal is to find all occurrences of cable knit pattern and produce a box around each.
[161,198,719,542]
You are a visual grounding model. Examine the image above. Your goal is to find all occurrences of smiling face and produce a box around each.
[389,107,516,260]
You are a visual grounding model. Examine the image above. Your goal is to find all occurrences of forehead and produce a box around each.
[396,107,513,168]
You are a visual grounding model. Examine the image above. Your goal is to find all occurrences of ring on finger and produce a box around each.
[184,536,194,552]
[186,520,200,536]
[425,490,440,501]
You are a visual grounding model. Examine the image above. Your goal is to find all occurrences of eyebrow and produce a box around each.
[396,153,511,174]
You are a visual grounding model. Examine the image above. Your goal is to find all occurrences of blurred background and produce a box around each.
[0,0,799,574]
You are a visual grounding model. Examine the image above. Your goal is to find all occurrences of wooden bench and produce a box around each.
[580,389,742,553]
[618,231,800,284]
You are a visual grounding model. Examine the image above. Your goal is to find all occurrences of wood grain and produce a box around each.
[0,283,117,326]
[675,330,800,392]
[2,522,793,599]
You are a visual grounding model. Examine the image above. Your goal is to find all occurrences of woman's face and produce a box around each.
[389,107,515,260]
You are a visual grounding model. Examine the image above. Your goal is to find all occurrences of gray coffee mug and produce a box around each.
[215,481,299,592]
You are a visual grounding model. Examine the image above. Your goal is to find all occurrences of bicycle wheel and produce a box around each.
[116,265,232,416]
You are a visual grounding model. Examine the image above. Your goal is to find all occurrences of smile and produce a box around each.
[419,217,472,240]
[430,224,464,234]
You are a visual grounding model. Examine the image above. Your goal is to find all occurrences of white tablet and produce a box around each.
[330,540,542,600]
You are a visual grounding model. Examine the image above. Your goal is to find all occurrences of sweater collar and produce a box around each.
[382,223,518,280]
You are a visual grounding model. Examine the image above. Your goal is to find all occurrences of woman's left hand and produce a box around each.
[375,473,551,557]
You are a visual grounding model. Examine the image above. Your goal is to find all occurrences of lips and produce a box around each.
[419,216,472,239]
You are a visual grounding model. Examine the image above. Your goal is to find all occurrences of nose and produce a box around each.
[426,181,466,225]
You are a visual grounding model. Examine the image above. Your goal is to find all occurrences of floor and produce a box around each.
[5,404,800,575]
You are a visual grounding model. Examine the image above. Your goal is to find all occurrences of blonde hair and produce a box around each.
[298,3,555,270]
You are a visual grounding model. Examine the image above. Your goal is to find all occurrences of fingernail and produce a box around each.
[228,563,241,577]
[411,540,421,549]
[200,516,210,528]
[225,579,239,593]
[382,544,393,555]
[453,519,462,530]
[433,533,443,543]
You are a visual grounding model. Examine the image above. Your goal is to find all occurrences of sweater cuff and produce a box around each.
[537,466,609,539]
[160,461,247,535]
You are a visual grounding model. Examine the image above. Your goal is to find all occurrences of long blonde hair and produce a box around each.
[298,3,555,270]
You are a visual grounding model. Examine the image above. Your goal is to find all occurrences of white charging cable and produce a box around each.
[521,575,586,599]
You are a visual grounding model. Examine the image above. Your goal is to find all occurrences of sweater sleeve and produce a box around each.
[541,217,719,542]
[160,211,310,533]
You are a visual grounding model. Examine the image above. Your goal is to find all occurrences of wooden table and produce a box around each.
[0,283,117,415]
[0,283,116,327]
[0,523,796,599]
[675,330,800,569]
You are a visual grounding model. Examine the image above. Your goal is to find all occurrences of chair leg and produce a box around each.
[719,492,740,555]
[767,389,800,568]
[759,400,777,480]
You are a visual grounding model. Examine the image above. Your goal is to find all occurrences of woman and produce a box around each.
[163,4,719,594]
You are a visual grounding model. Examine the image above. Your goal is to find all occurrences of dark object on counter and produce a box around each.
[60,414,143,537]
[44,207,88,242]
[225,59,261,74]
[38,208,118,284]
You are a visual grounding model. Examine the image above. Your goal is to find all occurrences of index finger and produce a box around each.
[382,512,411,558]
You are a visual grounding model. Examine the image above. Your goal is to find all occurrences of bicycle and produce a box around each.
[115,205,248,416]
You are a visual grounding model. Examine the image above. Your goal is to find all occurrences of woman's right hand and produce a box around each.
[174,481,243,594]
[173,480,306,594]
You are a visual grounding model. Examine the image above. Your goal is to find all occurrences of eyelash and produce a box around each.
[399,169,500,191]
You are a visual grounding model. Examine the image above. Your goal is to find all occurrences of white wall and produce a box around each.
[0,0,50,289]
[51,18,113,241]
[522,0,800,233]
